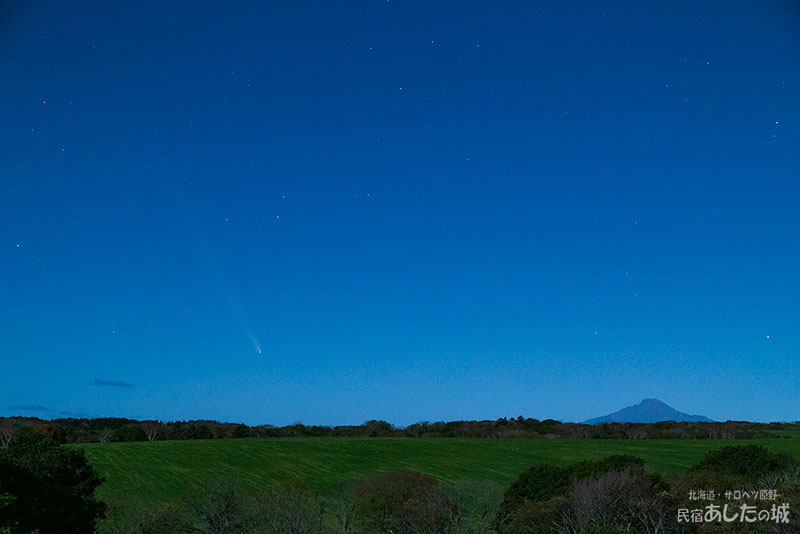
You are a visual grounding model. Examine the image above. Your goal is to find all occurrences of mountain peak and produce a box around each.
[584,398,713,425]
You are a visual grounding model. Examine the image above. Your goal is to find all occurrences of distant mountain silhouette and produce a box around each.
[584,398,713,424]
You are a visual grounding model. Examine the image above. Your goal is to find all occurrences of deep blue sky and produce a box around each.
[1,2,798,426]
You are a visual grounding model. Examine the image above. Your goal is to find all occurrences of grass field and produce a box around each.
[76,437,800,507]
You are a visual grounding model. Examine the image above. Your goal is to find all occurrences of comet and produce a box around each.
[250,333,263,355]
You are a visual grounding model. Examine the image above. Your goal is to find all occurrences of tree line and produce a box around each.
[0,415,793,445]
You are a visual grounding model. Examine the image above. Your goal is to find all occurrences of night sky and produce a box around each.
[2,2,798,426]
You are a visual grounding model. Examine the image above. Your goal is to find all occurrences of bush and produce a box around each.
[558,468,675,534]
[500,495,569,534]
[496,456,667,533]
[354,471,457,534]
[443,480,502,534]
[254,482,324,534]
[690,445,796,478]
[497,463,572,523]
[187,477,249,534]
[497,455,648,529]
[569,455,645,481]
[135,502,193,534]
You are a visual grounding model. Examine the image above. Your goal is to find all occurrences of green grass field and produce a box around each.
[76,437,800,507]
